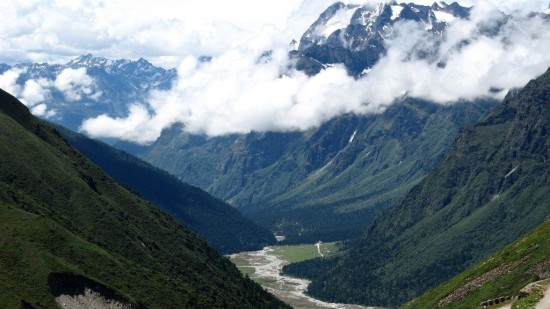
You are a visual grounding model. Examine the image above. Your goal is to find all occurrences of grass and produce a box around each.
[512,292,543,309]
[511,279,550,309]
[272,242,339,264]
[230,257,251,267]
[238,267,256,277]
[402,222,550,309]
[272,245,321,264]
[319,242,339,257]
[253,277,278,286]
[230,242,340,280]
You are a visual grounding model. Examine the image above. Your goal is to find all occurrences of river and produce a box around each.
[231,246,379,309]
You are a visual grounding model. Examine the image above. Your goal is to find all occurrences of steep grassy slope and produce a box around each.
[143,99,496,243]
[284,68,550,307]
[403,220,550,309]
[0,89,288,308]
[56,127,276,254]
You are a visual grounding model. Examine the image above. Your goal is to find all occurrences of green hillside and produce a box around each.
[56,126,276,254]
[403,220,550,309]
[283,68,550,307]
[0,89,288,308]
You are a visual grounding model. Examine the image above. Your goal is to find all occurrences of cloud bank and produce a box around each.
[4,0,544,67]
[81,1,550,143]
[55,68,101,101]
[0,67,100,117]
[0,0,334,67]
[1,0,549,143]
[0,69,56,117]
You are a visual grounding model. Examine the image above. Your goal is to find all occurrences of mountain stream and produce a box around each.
[230,247,378,309]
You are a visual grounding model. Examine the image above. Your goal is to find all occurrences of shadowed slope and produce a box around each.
[0,88,288,308]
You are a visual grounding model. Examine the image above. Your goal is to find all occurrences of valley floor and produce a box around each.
[230,243,377,309]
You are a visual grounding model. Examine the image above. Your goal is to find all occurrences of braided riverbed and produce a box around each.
[230,245,376,309]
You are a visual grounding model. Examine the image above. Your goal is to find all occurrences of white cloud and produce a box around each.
[81,50,381,142]
[0,0,313,67]
[5,0,544,67]
[365,6,550,104]
[0,67,100,118]
[81,2,550,144]
[0,68,57,118]
[1,0,549,143]
[31,103,57,118]
[80,104,158,142]
[0,69,22,96]
[54,68,99,101]
[21,79,49,106]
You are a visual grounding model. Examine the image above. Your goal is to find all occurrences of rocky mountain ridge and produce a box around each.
[294,1,470,75]
[284,67,550,307]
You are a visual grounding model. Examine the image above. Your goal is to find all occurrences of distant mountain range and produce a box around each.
[0,2,476,131]
[143,98,496,244]
[284,67,550,307]
[0,54,176,132]
[138,1,495,243]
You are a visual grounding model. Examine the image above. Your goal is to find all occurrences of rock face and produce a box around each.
[56,290,133,309]
[50,273,139,309]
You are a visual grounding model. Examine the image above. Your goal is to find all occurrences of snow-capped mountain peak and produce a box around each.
[318,5,358,38]
[300,1,469,47]
[67,53,111,68]
[296,1,470,75]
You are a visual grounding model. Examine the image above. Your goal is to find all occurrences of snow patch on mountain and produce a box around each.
[299,1,471,75]
[391,5,404,20]
[433,10,456,23]
[317,7,357,38]
[505,165,520,178]
[348,130,357,143]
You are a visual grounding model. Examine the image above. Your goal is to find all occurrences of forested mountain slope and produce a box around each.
[56,127,276,254]
[0,89,287,308]
[140,1,492,244]
[284,68,550,307]
[145,99,496,244]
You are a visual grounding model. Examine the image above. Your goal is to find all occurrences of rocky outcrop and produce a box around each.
[49,273,143,309]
